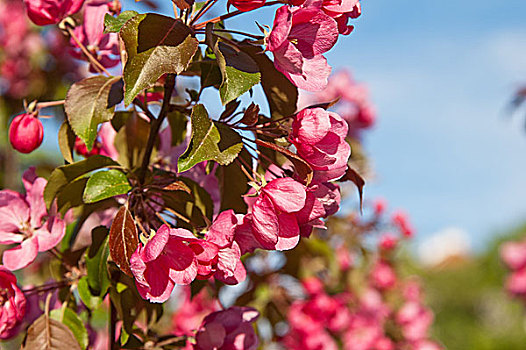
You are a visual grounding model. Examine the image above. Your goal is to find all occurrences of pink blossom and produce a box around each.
[370,261,397,290]
[396,301,434,342]
[172,286,220,337]
[9,113,43,154]
[194,306,259,350]
[267,5,338,91]
[228,0,266,12]
[310,70,376,137]
[23,0,84,26]
[0,266,26,339]
[391,210,415,238]
[506,268,526,297]
[130,225,199,303]
[247,177,307,250]
[290,108,350,182]
[0,168,65,271]
[193,210,247,285]
[500,240,526,271]
[379,233,397,251]
[71,0,120,71]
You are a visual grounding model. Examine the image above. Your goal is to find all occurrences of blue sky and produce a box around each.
[124,0,526,249]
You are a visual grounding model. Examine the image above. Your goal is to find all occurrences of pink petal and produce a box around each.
[267,6,292,52]
[251,196,279,248]
[143,224,170,262]
[262,178,307,213]
[286,54,332,92]
[164,240,198,285]
[0,190,29,234]
[3,237,38,271]
[34,216,65,252]
[207,210,237,248]
[143,261,176,303]
[275,213,300,251]
[190,241,219,263]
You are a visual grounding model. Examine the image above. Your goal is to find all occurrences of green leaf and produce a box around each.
[86,226,111,297]
[44,155,119,209]
[58,122,76,163]
[55,177,89,215]
[65,76,123,150]
[83,169,131,204]
[239,42,298,119]
[104,11,138,33]
[216,147,250,212]
[214,42,260,105]
[22,314,81,350]
[77,277,103,310]
[167,110,188,146]
[120,13,199,105]
[178,104,243,173]
[49,309,89,350]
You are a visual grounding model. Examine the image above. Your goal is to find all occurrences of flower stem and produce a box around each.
[66,27,111,76]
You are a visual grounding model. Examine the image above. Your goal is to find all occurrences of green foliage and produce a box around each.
[120,13,199,105]
[83,169,131,203]
[44,155,120,212]
[58,122,76,164]
[178,104,243,173]
[214,42,260,105]
[103,11,139,33]
[65,76,123,150]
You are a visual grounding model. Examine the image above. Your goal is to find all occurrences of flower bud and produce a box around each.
[9,113,44,154]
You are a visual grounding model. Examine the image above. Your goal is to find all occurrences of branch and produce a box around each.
[137,74,177,184]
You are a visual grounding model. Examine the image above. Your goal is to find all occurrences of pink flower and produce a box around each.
[0,267,26,339]
[290,108,350,182]
[500,240,526,270]
[373,198,387,216]
[194,306,259,350]
[396,301,434,342]
[378,233,397,251]
[391,210,415,238]
[267,5,338,91]
[193,210,247,285]
[23,0,84,26]
[0,168,65,271]
[370,261,397,290]
[506,268,526,297]
[130,225,199,303]
[71,0,119,71]
[172,286,220,337]
[310,70,376,137]
[248,177,306,250]
[9,113,43,154]
[228,0,266,12]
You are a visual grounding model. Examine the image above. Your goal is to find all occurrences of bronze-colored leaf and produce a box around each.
[109,206,138,276]
[22,314,81,350]
[339,165,365,210]
[255,139,313,185]
[163,181,191,193]
[172,0,194,10]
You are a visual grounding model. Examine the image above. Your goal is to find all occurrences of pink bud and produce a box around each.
[9,113,43,154]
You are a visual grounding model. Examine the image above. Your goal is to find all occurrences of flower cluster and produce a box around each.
[0,267,26,339]
[130,211,246,302]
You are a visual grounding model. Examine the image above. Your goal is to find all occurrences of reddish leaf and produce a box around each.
[240,103,260,126]
[163,181,191,193]
[172,0,194,10]
[255,139,313,185]
[340,166,365,210]
[109,206,138,277]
